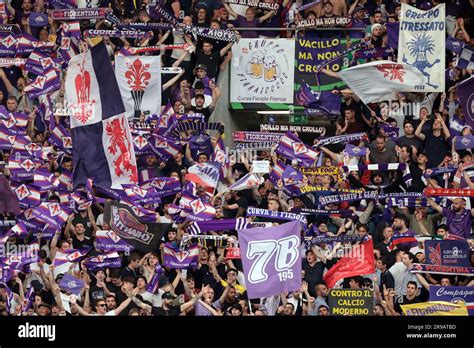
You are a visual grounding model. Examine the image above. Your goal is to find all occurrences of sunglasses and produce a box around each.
[97,304,107,307]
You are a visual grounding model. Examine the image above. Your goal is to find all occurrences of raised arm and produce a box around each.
[426,197,443,214]
[414,116,427,141]
[220,42,233,57]
[258,10,276,23]
[0,68,15,95]
[180,285,206,312]
[223,3,238,19]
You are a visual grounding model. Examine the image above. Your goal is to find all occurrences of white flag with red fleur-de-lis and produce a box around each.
[337,60,425,105]
[115,56,162,120]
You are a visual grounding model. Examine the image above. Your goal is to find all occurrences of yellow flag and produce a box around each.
[401,301,468,316]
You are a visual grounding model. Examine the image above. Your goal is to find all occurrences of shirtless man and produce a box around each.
[305,0,347,17]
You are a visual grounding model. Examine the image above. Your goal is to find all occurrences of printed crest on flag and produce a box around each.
[115,56,162,120]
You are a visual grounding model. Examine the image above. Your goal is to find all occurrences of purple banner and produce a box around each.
[162,243,199,269]
[59,273,85,296]
[458,77,474,130]
[237,220,302,299]
[425,240,471,267]
[454,135,474,150]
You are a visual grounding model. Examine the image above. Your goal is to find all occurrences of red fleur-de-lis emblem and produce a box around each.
[48,203,61,217]
[61,37,71,50]
[155,138,167,148]
[7,135,16,144]
[40,57,53,69]
[20,159,35,171]
[24,209,34,220]
[124,58,151,92]
[62,136,72,148]
[31,76,46,89]
[25,142,40,153]
[151,179,166,190]
[376,64,405,83]
[132,186,147,197]
[67,251,81,261]
[2,35,17,48]
[292,141,307,155]
[190,199,205,215]
[107,230,120,243]
[4,117,16,128]
[15,184,31,200]
[158,115,168,128]
[133,135,148,149]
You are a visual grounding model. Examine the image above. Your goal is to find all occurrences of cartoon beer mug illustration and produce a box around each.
[263,55,279,82]
[247,51,264,79]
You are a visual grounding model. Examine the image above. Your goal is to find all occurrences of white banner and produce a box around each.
[398,3,445,92]
[115,56,161,119]
[230,38,295,104]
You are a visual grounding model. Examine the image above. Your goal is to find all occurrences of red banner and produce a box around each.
[323,240,375,288]
[225,247,241,259]
[423,188,474,197]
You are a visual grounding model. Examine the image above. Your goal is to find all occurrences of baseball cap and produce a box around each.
[162,291,177,300]
[29,12,48,27]
[195,64,207,71]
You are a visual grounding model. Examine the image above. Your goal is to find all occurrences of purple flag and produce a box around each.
[458,77,474,129]
[95,229,134,253]
[386,22,399,49]
[0,174,20,215]
[146,264,164,294]
[141,177,181,198]
[25,69,61,99]
[21,287,35,313]
[344,143,368,157]
[189,134,212,160]
[59,273,85,296]
[446,36,464,55]
[276,132,319,167]
[296,80,319,106]
[454,135,474,150]
[10,183,41,208]
[82,251,122,271]
[0,33,18,56]
[122,184,162,205]
[149,134,182,162]
[25,51,61,76]
[282,165,304,195]
[17,34,55,55]
[28,12,49,27]
[237,220,302,299]
[425,240,471,267]
[381,125,399,141]
[0,265,14,283]
[162,243,200,269]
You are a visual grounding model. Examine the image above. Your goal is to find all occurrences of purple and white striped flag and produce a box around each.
[141,177,181,198]
[10,183,41,208]
[149,134,183,162]
[276,132,319,167]
[162,243,200,269]
[25,68,61,99]
[25,51,61,76]
[187,218,250,235]
[82,251,122,271]
[95,229,133,253]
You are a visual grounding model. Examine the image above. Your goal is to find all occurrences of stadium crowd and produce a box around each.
[0,0,473,317]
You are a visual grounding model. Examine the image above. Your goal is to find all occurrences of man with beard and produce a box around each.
[427,197,473,239]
